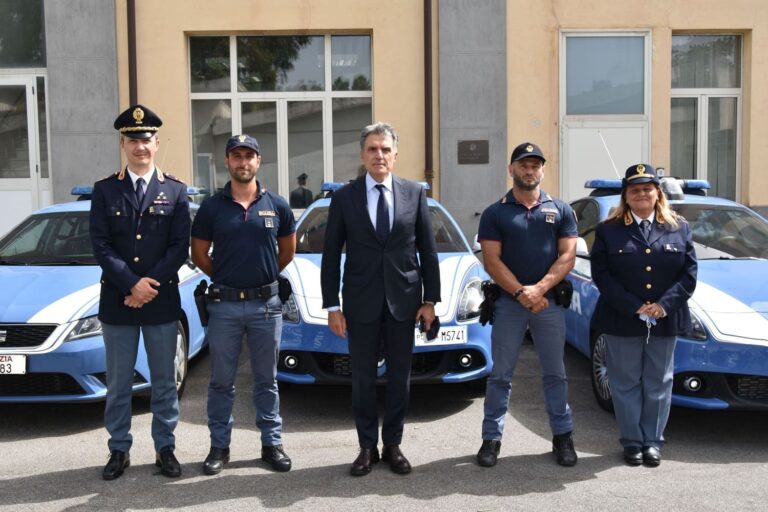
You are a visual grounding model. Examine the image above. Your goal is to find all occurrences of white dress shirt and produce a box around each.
[127,167,155,195]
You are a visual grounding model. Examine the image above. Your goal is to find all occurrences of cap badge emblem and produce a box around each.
[132,107,144,124]
[526,145,533,152]
[238,134,247,142]
[637,164,646,174]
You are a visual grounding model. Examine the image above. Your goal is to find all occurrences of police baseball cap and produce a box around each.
[622,163,660,188]
[114,104,162,139]
[510,142,546,163]
[226,134,260,155]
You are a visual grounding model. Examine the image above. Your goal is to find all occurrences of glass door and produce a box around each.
[0,76,47,236]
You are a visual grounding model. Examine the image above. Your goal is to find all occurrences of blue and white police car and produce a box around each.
[0,188,208,402]
[277,183,492,385]
[566,177,768,410]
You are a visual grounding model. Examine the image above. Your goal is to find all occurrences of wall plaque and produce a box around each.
[457,140,489,164]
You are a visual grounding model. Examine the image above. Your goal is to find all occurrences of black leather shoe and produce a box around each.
[202,447,230,475]
[262,445,292,472]
[476,440,501,467]
[350,447,380,476]
[643,446,661,467]
[382,445,412,475]
[155,447,182,477]
[623,447,643,466]
[102,450,130,480]
[552,432,578,466]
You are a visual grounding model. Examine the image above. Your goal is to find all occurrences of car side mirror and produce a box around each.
[576,237,589,257]
[472,234,481,254]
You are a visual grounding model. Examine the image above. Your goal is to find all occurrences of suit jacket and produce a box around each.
[590,216,697,337]
[321,174,441,323]
[89,168,190,325]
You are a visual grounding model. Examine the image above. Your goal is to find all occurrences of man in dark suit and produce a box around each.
[90,104,190,480]
[321,122,441,476]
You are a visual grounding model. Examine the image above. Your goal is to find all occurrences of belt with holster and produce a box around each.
[208,281,279,302]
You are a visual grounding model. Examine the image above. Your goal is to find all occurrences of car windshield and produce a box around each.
[295,205,469,254]
[674,203,768,260]
[0,212,97,265]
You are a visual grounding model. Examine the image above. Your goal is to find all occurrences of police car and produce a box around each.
[0,188,208,402]
[566,177,768,410]
[277,183,492,385]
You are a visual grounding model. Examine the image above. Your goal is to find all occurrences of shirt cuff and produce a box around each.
[423,301,435,306]
[326,306,341,312]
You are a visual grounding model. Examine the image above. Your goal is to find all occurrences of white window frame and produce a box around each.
[670,34,742,201]
[188,34,373,196]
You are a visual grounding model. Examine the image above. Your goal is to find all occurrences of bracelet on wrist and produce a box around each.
[512,288,524,300]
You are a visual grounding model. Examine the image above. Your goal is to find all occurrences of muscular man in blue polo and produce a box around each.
[475,142,579,468]
[191,134,296,475]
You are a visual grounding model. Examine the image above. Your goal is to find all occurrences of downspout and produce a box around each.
[423,0,434,197]
[127,0,137,105]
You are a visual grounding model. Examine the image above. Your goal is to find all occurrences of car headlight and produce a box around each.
[686,308,708,341]
[457,278,483,322]
[282,295,300,323]
[64,315,103,342]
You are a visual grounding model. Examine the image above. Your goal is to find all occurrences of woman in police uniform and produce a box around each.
[590,164,697,467]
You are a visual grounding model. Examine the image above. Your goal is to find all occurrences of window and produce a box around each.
[566,36,645,115]
[0,0,46,67]
[189,35,373,201]
[670,35,741,200]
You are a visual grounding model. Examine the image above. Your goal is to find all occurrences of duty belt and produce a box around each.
[208,281,278,302]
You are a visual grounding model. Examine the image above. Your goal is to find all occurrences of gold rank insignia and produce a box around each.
[132,107,144,124]
[526,145,533,152]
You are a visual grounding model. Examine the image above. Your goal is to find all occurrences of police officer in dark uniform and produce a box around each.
[590,164,697,466]
[191,134,296,475]
[476,142,579,468]
[90,104,190,480]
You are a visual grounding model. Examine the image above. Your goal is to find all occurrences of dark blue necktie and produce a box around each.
[375,184,390,242]
[640,219,651,240]
[135,177,145,207]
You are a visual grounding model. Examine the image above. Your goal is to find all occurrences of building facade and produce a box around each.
[0,0,765,238]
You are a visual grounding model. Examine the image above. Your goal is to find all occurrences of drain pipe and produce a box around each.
[127,0,137,105]
[423,0,434,197]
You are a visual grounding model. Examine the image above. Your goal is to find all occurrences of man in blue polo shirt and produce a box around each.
[191,134,296,475]
[475,142,579,468]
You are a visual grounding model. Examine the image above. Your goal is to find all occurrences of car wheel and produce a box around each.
[590,332,614,412]
[174,321,189,398]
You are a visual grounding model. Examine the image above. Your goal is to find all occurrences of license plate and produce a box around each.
[415,325,468,346]
[0,354,26,375]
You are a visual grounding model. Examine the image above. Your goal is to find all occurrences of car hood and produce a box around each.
[283,253,482,325]
[0,266,102,324]
[692,259,768,343]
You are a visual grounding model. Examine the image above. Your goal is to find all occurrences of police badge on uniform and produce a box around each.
[264,217,274,228]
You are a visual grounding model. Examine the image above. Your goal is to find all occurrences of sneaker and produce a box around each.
[476,440,501,467]
[552,432,577,466]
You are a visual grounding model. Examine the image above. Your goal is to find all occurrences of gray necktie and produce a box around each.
[640,219,651,240]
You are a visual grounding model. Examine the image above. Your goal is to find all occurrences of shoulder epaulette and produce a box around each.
[157,170,186,185]
[97,170,122,182]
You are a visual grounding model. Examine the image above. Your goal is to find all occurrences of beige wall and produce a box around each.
[506,0,767,205]
[121,0,426,183]
[122,0,768,206]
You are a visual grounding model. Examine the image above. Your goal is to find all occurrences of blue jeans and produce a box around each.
[102,321,179,453]
[482,295,573,440]
[206,294,283,448]
[605,334,676,450]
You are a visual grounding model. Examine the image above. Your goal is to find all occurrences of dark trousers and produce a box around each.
[347,303,415,449]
